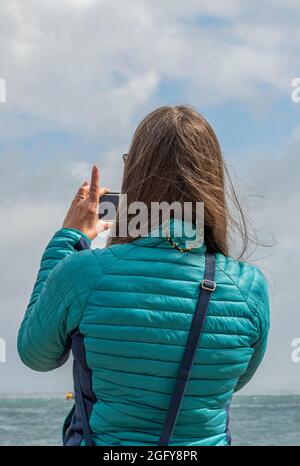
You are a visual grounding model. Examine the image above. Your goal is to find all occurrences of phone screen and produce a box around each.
[99,192,120,220]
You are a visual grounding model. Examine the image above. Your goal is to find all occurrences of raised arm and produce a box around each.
[18,165,109,371]
[17,228,91,371]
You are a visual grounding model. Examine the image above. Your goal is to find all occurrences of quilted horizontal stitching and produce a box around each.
[104,278,238,290]
[93,378,233,399]
[82,323,192,332]
[95,401,164,425]
[86,348,248,366]
[94,280,240,292]
[95,396,168,414]
[86,339,252,352]
[88,288,254,316]
[94,405,164,428]
[83,303,249,315]
[82,316,253,331]
[83,331,251,344]
[130,238,167,247]
[82,321,253,334]
[93,376,236,400]
[89,288,197,300]
[92,364,236,382]
[87,338,246,350]
[121,256,205,268]
[104,272,202,284]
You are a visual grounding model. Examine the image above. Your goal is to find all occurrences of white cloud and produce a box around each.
[0,0,299,142]
[148,0,242,19]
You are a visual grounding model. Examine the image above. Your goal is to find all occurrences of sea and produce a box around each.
[0,394,299,446]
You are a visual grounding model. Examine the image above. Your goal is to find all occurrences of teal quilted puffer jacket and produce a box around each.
[18,222,269,446]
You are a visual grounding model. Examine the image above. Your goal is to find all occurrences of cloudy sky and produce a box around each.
[0,0,300,393]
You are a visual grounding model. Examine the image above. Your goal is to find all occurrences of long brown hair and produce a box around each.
[109,105,249,257]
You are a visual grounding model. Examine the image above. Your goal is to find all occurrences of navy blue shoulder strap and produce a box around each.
[157,252,216,446]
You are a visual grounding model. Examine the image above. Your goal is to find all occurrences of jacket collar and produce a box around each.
[132,218,206,254]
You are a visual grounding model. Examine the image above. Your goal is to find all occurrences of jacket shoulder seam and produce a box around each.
[215,263,257,320]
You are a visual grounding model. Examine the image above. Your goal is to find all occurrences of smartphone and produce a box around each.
[98,192,120,220]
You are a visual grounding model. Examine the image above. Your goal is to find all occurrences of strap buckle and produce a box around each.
[201,279,216,292]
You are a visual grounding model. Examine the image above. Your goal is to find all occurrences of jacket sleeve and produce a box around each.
[234,268,270,392]
[17,228,91,372]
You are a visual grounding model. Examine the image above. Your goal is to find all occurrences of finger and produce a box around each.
[73,181,90,203]
[104,221,113,230]
[89,165,100,204]
[99,187,109,198]
[96,220,113,234]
